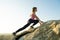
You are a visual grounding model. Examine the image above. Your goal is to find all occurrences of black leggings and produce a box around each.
[15,19,39,33]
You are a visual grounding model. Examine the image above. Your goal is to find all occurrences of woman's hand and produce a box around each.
[39,21,44,25]
[41,21,44,23]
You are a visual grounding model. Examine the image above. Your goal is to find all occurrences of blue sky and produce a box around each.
[0,0,60,33]
[17,0,60,21]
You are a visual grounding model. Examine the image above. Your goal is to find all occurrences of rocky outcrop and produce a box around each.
[0,20,60,40]
[23,20,60,40]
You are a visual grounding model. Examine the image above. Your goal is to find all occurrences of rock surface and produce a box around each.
[0,20,60,40]
[24,20,60,40]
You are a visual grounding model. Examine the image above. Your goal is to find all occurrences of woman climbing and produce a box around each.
[13,7,43,36]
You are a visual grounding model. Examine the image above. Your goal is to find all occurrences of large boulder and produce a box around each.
[0,20,60,40]
[23,20,60,40]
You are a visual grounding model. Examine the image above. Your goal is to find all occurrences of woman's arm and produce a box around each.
[35,15,43,25]
[35,14,41,21]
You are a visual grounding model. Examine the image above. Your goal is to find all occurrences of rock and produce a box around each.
[53,24,60,35]
[24,20,60,40]
[0,20,60,40]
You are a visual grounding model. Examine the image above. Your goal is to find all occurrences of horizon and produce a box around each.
[0,0,60,33]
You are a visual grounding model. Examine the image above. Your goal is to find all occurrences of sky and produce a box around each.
[0,0,60,33]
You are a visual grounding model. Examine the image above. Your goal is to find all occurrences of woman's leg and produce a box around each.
[31,20,39,28]
[15,22,31,34]
[13,19,33,35]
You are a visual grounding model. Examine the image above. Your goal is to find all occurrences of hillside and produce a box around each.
[0,20,60,40]
[23,20,60,40]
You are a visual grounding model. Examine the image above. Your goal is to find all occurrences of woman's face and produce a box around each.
[35,9,37,12]
[34,8,37,12]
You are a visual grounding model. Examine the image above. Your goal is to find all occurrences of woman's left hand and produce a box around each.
[39,21,44,25]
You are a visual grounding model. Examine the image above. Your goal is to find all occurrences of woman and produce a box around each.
[13,7,43,36]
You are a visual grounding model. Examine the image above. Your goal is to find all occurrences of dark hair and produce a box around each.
[32,7,37,12]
